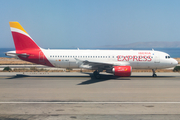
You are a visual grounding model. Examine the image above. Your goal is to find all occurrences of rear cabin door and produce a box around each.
[39,51,44,62]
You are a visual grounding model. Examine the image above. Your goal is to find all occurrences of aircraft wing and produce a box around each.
[74,58,127,70]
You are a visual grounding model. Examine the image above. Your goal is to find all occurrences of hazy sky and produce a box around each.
[1,0,180,48]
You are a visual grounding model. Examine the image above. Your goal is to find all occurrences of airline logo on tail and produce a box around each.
[9,22,39,51]
[9,22,53,67]
[10,22,29,36]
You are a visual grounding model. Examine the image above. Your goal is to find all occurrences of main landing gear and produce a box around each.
[93,70,101,79]
[152,69,157,77]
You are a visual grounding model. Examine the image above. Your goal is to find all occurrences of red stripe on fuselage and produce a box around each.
[11,32,54,67]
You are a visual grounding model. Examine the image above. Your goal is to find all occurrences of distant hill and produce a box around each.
[97,41,180,48]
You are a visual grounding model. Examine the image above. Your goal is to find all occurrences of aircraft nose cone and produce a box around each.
[175,60,178,65]
[172,59,178,66]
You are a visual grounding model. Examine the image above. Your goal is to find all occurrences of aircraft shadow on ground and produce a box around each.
[6,74,90,79]
[77,73,130,85]
[6,72,130,85]
[6,72,177,85]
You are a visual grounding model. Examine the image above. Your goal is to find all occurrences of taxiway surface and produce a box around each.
[0,72,180,120]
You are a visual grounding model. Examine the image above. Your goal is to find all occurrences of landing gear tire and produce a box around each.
[152,74,157,77]
[152,69,157,77]
[93,71,101,79]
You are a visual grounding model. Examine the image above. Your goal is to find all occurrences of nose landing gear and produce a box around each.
[152,69,157,77]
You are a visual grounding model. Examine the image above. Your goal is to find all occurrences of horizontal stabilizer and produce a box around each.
[5,51,29,58]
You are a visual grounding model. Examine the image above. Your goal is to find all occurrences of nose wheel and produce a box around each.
[152,69,157,77]
[93,70,101,79]
[153,74,157,77]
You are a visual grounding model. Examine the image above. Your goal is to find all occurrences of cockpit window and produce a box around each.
[165,56,171,59]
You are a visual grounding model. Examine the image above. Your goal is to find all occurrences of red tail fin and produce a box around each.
[9,22,40,51]
[9,22,53,67]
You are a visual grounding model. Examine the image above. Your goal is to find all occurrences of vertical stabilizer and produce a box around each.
[8,22,54,67]
[9,22,40,51]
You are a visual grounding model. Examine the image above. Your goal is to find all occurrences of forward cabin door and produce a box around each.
[154,53,160,63]
[153,52,160,68]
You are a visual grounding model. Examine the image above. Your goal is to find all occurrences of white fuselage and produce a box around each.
[42,49,178,69]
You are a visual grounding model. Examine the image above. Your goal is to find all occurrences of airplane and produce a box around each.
[6,22,178,78]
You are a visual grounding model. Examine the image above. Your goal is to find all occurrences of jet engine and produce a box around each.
[112,66,132,77]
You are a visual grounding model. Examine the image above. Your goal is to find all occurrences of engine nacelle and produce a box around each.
[112,66,132,77]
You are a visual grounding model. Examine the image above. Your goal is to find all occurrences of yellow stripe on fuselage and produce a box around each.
[9,22,28,34]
